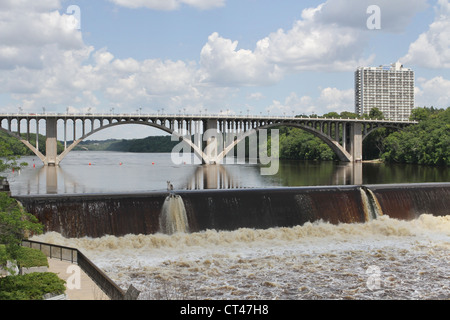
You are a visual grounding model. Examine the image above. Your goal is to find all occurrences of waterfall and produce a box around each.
[159,194,189,235]
[16,184,448,238]
[360,187,383,221]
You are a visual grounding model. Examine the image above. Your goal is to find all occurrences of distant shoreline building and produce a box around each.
[355,62,415,121]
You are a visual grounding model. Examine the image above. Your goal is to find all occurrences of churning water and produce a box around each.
[32,214,450,300]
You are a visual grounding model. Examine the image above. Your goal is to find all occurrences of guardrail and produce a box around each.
[21,239,139,300]
[0,112,418,123]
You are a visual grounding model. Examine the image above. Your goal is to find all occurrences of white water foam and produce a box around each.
[159,194,189,235]
[32,214,450,300]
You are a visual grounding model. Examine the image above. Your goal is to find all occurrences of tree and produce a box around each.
[0,140,42,268]
[368,107,384,119]
[0,193,43,265]
[279,127,336,161]
[410,107,430,121]
[322,112,340,118]
[382,107,450,166]
[339,111,360,119]
[0,139,28,177]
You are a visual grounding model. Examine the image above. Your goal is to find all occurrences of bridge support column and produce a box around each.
[349,123,362,162]
[204,119,219,164]
[45,118,58,166]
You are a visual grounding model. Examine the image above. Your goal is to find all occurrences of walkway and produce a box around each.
[47,259,109,300]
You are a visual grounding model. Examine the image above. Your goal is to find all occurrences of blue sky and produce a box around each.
[1,0,450,139]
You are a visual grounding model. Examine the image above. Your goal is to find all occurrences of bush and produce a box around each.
[15,246,48,269]
[0,192,43,262]
[0,272,66,300]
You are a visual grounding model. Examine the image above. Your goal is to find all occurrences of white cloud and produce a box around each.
[267,87,355,117]
[0,0,61,12]
[267,93,316,116]
[402,0,450,68]
[200,32,283,86]
[317,87,354,112]
[0,1,214,112]
[4,46,97,109]
[247,92,265,101]
[199,1,391,87]
[0,7,82,49]
[0,0,93,109]
[197,0,438,91]
[415,76,450,108]
[178,0,225,10]
[255,20,374,72]
[0,7,84,70]
[245,0,427,75]
[103,58,202,103]
[109,0,225,10]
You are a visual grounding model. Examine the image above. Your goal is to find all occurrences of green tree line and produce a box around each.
[74,136,179,153]
[106,136,179,153]
[0,132,64,157]
[276,107,449,166]
[381,107,449,166]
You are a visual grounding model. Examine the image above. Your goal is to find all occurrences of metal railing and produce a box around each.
[0,112,418,123]
[21,239,139,300]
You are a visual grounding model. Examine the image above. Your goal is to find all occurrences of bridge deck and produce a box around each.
[0,112,418,124]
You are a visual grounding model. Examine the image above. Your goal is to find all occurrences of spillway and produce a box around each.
[15,183,450,238]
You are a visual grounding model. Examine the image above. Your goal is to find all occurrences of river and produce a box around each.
[5,151,450,195]
[6,151,449,300]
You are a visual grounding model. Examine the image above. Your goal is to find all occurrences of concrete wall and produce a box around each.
[16,183,450,238]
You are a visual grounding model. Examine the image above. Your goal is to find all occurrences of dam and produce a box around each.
[15,183,450,238]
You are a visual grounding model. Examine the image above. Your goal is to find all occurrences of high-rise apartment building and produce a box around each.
[355,62,415,121]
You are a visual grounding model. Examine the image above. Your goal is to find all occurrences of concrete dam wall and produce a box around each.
[15,183,450,238]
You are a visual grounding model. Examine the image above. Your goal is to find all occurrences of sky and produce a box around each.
[1,0,450,139]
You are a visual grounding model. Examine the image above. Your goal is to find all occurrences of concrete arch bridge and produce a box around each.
[0,113,417,166]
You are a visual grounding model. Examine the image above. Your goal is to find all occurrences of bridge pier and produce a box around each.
[347,123,362,162]
[45,118,58,166]
[204,119,219,164]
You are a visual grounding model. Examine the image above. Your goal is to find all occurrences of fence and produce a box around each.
[21,239,139,300]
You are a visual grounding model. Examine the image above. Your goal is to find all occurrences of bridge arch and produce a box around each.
[216,122,352,163]
[56,120,207,165]
[362,123,405,141]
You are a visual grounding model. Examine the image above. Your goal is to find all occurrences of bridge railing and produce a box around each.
[0,112,417,123]
[21,239,139,300]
